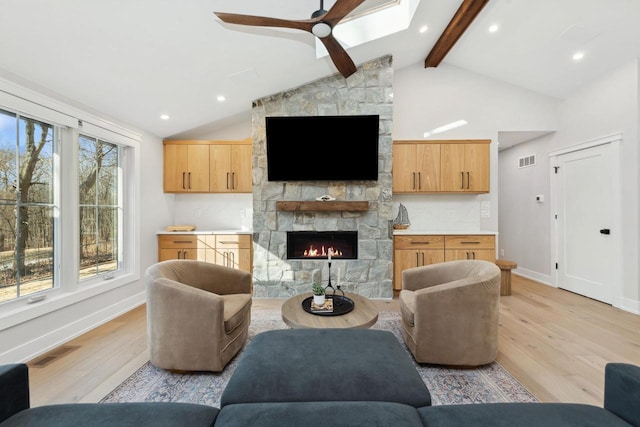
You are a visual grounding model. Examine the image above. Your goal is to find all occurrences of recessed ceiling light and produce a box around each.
[160,114,170,120]
[419,25,428,33]
[572,51,585,61]
[488,24,499,33]
[217,95,226,102]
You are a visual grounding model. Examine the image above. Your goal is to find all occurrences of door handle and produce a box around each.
[600,229,611,235]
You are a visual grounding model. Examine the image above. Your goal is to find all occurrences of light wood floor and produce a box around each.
[25,275,640,408]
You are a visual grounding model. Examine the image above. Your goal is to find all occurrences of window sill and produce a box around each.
[0,272,140,331]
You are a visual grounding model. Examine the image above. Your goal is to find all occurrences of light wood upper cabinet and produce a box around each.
[163,143,210,192]
[393,139,490,194]
[440,141,490,193]
[210,142,252,193]
[392,143,440,192]
[163,139,251,194]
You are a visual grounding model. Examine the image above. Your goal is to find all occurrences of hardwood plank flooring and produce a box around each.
[25,276,640,407]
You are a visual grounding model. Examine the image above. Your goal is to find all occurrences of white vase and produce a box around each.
[313,295,325,306]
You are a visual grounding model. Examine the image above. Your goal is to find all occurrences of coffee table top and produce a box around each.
[281,292,379,329]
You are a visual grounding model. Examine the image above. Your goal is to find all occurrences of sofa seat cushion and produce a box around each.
[221,328,431,408]
[216,401,424,427]
[2,402,218,427]
[221,293,252,334]
[417,402,631,427]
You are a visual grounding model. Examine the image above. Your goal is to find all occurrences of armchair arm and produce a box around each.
[0,364,29,423]
[604,363,640,426]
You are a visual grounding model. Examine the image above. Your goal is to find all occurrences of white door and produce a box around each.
[554,143,617,304]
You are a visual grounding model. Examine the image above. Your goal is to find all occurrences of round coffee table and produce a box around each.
[281,292,379,329]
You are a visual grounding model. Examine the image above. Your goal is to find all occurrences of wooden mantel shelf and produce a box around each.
[276,201,369,212]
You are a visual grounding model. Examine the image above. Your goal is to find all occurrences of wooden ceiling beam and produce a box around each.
[424,0,490,68]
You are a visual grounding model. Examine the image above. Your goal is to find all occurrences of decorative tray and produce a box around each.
[301,295,355,316]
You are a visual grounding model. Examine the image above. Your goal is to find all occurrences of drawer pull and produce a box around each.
[411,241,430,245]
[461,241,480,244]
[173,240,193,244]
[219,241,238,245]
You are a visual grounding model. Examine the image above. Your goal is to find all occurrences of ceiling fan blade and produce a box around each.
[320,34,357,78]
[215,12,314,33]
[323,0,367,26]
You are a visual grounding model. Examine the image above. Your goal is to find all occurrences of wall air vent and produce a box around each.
[518,154,536,168]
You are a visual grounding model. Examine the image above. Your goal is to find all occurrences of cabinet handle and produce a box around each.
[188,173,192,189]
[472,251,476,259]
[232,172,236,190]
[173,240,193,244]
[411,241,430,245]
[412,172,416,190]
[230,251,235,267]
[183,250,188,259]
[466,172,470,189]
[182,172,186,190]
[421,252,425,266]
[460,172,464,189]
[461,241,480,244]
[219,241,238,245]
[226,172,230,190]
[466,251,470,259]
[416,252,420,267]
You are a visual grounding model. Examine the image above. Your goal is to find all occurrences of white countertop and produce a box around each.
[393,229,498,236]
[156,229,252,235]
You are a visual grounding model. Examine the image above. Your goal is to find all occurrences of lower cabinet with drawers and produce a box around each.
[157,233,252,273]
[393,234,496,291]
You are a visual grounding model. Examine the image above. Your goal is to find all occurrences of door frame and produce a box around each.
[549,133,623,307]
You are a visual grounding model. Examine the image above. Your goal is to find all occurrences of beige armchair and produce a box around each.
[399,259,501,367]
[145,259,253,372]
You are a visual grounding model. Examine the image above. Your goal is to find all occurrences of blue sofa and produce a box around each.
[1,329,639,426]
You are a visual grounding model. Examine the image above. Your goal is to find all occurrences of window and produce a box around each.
[78,135,121,281]
[0,109,57,303]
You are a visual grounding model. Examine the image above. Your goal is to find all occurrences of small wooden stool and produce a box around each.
[495,259,517,296]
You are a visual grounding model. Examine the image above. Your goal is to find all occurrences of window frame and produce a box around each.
[0,81,141,331]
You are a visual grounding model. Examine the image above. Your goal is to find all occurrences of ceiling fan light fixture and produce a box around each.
[312,22,332,38]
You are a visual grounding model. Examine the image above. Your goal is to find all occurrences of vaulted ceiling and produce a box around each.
[0,0,639,139]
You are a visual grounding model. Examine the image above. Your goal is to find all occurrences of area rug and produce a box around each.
[101,310,537,407]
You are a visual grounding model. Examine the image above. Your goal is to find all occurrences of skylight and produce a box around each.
[314,0,421,59]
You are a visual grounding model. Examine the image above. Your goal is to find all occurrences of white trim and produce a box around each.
[512,269,554,287]
[548,132,623,157]
[619,297,640,315]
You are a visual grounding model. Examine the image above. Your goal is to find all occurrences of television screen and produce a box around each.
[266,115,379,181]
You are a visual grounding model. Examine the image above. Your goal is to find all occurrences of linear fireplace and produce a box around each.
[287,231,358,260]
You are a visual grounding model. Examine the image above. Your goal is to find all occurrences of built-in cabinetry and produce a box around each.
[157,233,252,273]
[163,139,252,193]
[392,140,490,194]
[393,233,496,290]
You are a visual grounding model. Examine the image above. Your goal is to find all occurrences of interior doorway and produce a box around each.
[550,134,622,305]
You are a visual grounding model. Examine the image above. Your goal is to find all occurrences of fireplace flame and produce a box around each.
[302,245,343,258]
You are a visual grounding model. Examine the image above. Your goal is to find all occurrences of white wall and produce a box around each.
[391,63,560,235]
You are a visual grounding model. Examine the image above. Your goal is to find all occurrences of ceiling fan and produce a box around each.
[214,0,366,78]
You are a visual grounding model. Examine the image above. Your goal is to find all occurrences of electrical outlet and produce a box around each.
[500,249,505,257]
[194,208,202,217]
[446,209,455,219]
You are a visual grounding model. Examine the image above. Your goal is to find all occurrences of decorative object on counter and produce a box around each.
[312,282,325,306]
[315,194,336,201]
[393,204,410,230]
[165,225,196,232]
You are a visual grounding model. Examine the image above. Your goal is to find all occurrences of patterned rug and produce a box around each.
[101,310,537,407]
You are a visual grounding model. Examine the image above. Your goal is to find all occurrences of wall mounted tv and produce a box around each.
[266,115,379,181]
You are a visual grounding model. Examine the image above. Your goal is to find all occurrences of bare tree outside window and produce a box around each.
[0,109,55,303]
[79,135,120,280]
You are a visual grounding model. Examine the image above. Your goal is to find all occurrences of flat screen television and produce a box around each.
[266,115,379,181]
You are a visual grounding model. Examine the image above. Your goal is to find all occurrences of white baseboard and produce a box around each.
[1,291,145,364]
[618,297,640,315]
[512,268,554,287]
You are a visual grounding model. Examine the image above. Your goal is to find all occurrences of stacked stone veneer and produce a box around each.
[251,56,394,299]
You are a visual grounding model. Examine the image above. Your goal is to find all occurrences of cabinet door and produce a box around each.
[392,144,418,193]
[163,145,189,192]
[209,144,231,192]
[440,143,466,192]
[416,143,440,192]
[465,143,490,192]
[187,145,210,192]
[231,144,252,193]
[216,248,251,271]
[445,249,495,262]
[393,249,445,290]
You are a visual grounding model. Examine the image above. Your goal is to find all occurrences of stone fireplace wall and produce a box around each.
[252,56,394,299]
